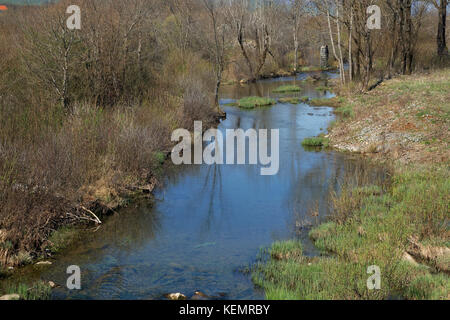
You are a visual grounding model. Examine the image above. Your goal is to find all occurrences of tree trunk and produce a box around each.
[437,0,448,56]
[327,9,343,84]
[348,7,353,82]
[293,20,299,72]
[405,0,413,74]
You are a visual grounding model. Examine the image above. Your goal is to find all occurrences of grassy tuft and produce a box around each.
[237,96,276,109]
[47,226,79,253]
[273,85,301,93]
[5,281,51,300]
[309,97,343,108]
[335,105,354,118]
[278,97,300,104]
[301,137,329,147]
[315,85,331,92]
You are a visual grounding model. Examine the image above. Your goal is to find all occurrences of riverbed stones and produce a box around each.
[165,293,187,300]
[191,291,209,300]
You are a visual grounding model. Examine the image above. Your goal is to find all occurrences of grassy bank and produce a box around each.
[254,70,450,300]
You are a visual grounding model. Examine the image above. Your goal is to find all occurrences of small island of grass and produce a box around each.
[237,96,276,109]
[315,85,331,92]
[301,136,329,147]
[273,85,301,93]
[278,96,310,104]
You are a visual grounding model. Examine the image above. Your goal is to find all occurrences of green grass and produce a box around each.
[254,165,450,300]
[237,97,276,109]
[269,240,303,260]
[300,96,309,102]
[273,85,301,93]
[154,151,166,165]
[4,281,51,300]
[309,97,343,108]
[47,226,79,253]
[335,105,354,118]
[404,273,449,300]
[299,66,335,72]
[315,85,331,92]
[301,136,329,147]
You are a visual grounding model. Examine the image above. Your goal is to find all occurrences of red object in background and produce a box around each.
[0,5,8,11]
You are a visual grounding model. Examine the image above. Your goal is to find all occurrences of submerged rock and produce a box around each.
[165,293,186,300]
[0,294,20,300]
[191,291,209,300]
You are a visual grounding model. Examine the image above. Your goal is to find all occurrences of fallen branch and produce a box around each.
[80,206,102,224]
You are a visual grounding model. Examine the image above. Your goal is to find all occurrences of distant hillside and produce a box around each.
[0,0,52,5]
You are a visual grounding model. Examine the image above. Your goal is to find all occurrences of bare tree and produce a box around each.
[21,7,79,112]
[429,0,448,57]
[227,0,273,81]
[289,0,306,72]
[201,0,230,106]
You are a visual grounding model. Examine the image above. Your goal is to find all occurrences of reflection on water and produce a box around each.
[3,71,385,299]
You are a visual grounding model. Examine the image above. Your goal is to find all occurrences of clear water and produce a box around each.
[2,71,383,300]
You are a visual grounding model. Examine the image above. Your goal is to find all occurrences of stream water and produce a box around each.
[2,71,384,300]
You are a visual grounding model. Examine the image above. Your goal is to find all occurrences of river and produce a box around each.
[1,71,384,299]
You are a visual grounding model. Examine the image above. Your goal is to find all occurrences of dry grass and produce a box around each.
[328,69,450,164]
[0,1,217,266]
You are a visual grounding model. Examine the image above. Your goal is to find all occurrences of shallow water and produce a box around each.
[2,71,384,299]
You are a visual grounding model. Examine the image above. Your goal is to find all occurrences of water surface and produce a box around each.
[2,71,383,299]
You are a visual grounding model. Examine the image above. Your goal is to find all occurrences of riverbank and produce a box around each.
[254,69,449,300]
[223,65,337,85]
[0,103,219,270]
